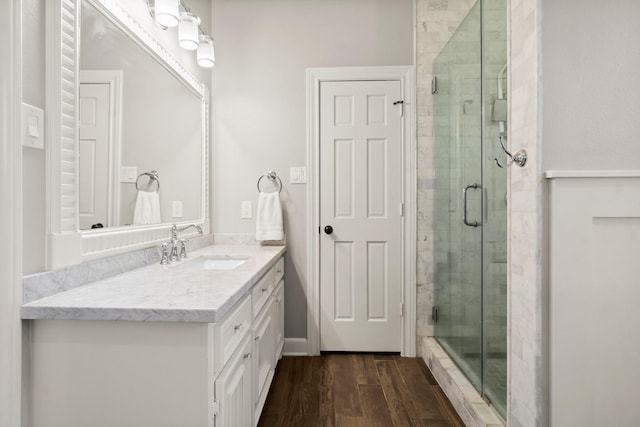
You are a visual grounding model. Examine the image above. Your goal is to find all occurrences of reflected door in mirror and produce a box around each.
[79,82,112,230]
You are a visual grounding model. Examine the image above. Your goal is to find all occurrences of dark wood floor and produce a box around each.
[258,354,465,427]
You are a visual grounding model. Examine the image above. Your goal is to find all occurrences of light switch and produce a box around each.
[290,167,307,184]
[241,201,252,219]
[119,166,138,183]
[22,103,45,150]
[27,116,39,137]
[172,201,183,218]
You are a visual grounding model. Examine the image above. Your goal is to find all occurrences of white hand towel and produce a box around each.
[256,191,284,241]
[133,191,161,225]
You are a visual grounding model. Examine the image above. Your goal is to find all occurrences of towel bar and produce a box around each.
[256,171,282,193]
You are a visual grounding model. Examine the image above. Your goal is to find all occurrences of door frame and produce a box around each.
[306,66,416,356]
[1,0,22,424]
[79,70,123,228]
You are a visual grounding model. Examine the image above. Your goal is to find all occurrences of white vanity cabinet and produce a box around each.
[252,297,276,424]
[27,252,285,427]
[273,280,285,360]
[213,333,253,427]
[249,257,281,425]
[273,259,285,362]
[214,256,285,426]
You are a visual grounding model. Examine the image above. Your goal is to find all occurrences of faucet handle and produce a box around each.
[160,243,170,265]
[179,239,188,259]
[170,241,179,262]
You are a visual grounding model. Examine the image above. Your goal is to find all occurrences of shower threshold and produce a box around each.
[422,337,505,427]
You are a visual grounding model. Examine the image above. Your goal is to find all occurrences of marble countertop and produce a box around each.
[21,244,286,323]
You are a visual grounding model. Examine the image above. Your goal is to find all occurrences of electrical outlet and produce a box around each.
[241,201,252,219]
[172,201,183,218]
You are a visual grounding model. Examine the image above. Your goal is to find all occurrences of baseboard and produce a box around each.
[283,338,308,356]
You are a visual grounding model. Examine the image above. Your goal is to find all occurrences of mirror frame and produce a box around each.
[46,0,210,269]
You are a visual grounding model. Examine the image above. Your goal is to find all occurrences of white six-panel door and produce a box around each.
[78,82,110,230]
[319,80,403,352]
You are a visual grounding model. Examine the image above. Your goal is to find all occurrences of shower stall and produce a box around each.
[431,0,508,418]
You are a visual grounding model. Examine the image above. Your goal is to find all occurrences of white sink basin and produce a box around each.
[173,255,248,271]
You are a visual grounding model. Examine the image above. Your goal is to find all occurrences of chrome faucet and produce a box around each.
[161,224,203,263]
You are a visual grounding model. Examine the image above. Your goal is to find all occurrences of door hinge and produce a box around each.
[432,306,438,323]
[400,303,404,317]
[211,399,219,418]
[432,77,438,94]
[393,100,404,117]
[399,203,404,217]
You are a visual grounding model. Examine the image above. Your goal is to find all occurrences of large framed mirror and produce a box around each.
[46,0,209,269]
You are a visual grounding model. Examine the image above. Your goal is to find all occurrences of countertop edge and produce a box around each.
[22,245,286,323]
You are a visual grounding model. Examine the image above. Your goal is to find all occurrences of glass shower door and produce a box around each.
[433,2,484,391]
[432,0,508,419]
[481,0,508,416]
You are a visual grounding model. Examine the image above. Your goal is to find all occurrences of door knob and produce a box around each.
[324,225,333,235]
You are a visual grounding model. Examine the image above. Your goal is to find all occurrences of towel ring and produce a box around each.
[135,170,160,192]
[256,171,282,193]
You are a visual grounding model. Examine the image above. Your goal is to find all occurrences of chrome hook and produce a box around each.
[494,135,527,168]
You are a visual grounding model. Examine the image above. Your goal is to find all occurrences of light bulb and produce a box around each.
[197,35,215,68]
[154,0,179,27]
[178,12,201,50]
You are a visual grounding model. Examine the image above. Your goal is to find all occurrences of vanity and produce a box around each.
[22,244,285,427]
[26,1,287,424]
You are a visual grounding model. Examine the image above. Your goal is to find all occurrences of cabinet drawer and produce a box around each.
[252,268,275,318]
[274,257,284,283]
[220,295,252,367]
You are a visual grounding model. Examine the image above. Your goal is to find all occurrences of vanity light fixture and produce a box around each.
[197,35,215,68]
[153,0,180,28]
[146,0,215,68]
[178,12,201,50]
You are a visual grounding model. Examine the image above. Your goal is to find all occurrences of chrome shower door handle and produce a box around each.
[463,184,481,227]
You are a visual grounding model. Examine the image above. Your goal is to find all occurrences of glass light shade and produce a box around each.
[178,12,201,50]
[154,0,179,27]
[197,35,215,68]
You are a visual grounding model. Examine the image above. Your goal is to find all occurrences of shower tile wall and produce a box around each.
[416,0,477,352]
[508,0,544,425]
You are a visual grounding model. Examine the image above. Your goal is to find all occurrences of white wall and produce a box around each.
[210,0,414,338]
[542,0,640,170]
[540,1,640,424]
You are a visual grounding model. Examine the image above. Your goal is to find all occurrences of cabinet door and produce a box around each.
[273,280,285,361]
[252,301,275,425]
[214,334,252,427]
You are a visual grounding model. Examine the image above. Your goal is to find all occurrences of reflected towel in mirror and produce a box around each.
[133,190,161,225]
[256,192,283,241]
